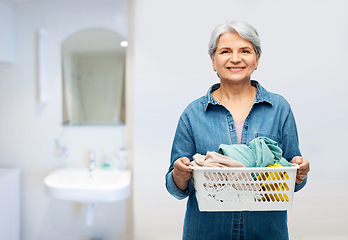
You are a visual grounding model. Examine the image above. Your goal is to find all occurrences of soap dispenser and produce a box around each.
[101,150,113,170]
[116,148,128,170]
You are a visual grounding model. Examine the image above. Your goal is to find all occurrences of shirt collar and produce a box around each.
[203,80,273,111]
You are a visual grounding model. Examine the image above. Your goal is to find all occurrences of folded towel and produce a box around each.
[189,151,245,168]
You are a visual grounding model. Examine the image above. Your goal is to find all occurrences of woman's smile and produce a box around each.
[227,66,245,72]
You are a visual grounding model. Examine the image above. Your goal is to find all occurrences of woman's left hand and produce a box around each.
[291,156,310,184]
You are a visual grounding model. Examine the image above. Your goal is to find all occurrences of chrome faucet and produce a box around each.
[89,151,96,175]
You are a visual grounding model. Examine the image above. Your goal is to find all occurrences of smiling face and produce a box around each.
[211,31,260,84]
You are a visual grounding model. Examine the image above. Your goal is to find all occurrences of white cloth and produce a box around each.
[189,151,245,168]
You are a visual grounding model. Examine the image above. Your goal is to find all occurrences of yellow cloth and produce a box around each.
[259,162,289,201]
[267,163,283,168]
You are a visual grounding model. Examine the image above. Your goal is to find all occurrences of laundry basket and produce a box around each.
[191,164,299,211]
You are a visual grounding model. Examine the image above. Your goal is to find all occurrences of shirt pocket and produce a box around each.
[255,132,281,144]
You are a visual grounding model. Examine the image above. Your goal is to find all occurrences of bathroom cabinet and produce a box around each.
[0,168,20,240]
[0,2,16,63]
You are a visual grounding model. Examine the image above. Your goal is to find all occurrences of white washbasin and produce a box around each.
[44,168,131,203]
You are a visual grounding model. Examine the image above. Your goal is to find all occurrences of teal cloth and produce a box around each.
[218,137,291,167]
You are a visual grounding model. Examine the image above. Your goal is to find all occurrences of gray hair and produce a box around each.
[208,21,262,57]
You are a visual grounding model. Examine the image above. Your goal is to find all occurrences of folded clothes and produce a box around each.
[218,137,292,167]
[189,151,245,168]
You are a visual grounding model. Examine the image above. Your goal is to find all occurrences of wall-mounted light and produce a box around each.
[37,28,48,103]
[120,41,128,47]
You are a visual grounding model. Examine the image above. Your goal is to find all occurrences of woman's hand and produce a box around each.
[291,156,310,184]
[173,157,193,191]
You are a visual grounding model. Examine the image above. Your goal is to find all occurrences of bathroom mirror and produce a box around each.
[62,29,126,126]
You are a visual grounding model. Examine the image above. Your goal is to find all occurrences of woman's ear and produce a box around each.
[210,54,216,71]
[255,54,261,70]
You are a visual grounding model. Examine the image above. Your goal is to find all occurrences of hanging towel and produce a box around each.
[218,137,292,167]
[189,151,245,168]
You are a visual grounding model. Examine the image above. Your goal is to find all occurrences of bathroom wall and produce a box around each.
[0,0,132,239]
[132,0,348,239]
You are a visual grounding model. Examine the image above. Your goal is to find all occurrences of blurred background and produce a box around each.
[0,0,347,239]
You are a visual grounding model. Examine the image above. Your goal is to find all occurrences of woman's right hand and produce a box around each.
[173,157,193,191]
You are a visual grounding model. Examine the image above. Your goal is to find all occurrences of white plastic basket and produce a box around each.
[191,164,299,212]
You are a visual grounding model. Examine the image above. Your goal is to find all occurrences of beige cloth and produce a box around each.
[189,151,245,168]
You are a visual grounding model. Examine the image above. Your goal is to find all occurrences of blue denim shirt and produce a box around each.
[165,81,307,240]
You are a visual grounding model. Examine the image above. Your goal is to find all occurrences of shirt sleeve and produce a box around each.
[295,176,307,192]
[281,106,308,192]
[281,107,301,160]
[165,116,196,200]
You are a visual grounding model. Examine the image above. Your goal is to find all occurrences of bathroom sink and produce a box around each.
[44,168,131,203]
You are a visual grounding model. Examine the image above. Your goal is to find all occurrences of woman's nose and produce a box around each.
[230,53,241,63]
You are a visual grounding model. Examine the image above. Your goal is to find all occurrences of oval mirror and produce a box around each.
[62,29,126,126]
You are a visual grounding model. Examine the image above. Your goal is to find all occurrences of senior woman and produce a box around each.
[165,21,310,240]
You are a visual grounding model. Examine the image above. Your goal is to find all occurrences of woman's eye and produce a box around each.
[241,50,250,53]
[221,50,229,54]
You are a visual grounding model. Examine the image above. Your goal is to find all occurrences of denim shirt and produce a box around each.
[165,81,307,240]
